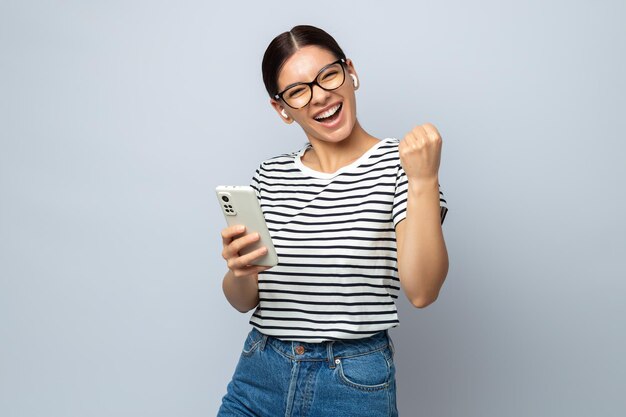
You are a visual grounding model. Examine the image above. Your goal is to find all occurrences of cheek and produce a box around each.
[344,97,357,120]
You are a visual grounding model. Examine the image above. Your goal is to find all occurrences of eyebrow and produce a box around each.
[280,60,338,92]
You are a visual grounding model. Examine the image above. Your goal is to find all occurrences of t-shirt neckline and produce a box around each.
[294,137,395,179]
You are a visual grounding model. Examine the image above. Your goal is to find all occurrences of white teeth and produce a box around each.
[314,103,341,120]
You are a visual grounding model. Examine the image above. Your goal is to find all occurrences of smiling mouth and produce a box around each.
[313,103,343,124]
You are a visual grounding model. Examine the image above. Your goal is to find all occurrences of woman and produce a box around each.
[217,24,449,417]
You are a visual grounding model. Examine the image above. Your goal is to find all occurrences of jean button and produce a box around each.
[335,358,341,364]
[295,345,305,355]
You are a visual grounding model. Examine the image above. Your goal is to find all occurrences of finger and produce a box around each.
[223,231,260,260]
[422,123,441,142]
[234,264,272,278]
[404,129,416,144]
[234,245,269,269]
[221,224,246,246]
[246,264,273,274]
[232,231,261,254]
[413,125,428,145]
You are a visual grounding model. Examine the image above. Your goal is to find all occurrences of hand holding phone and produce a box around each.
[221,224,273,278]
[216,185,278,267]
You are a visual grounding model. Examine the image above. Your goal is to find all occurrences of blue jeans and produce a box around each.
[217,327,398,417]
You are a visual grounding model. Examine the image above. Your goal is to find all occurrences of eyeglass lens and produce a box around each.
[283,63,345,109]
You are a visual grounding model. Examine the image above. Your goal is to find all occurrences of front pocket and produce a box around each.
[336,348,392,391]
[241,329,264,356]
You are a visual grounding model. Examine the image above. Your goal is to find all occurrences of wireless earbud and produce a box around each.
[281,109,288,118]
[351,74,358,88]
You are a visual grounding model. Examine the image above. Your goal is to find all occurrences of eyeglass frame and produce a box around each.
[274,58,348,109]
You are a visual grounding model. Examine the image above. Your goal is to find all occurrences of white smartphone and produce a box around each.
[215,185,278,267]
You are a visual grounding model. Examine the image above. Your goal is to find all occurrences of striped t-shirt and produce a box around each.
[248,137,448,342]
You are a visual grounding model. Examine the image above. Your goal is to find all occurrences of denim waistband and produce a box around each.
[248,326,395,364]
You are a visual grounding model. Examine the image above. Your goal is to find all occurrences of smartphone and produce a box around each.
[215,185,278,267]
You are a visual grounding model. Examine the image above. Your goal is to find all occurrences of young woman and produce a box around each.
[217,25,449,417]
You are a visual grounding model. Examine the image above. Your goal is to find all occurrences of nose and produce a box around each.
[310,82,332,105]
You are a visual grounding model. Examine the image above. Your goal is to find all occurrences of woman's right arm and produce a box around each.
[221,225,271,313]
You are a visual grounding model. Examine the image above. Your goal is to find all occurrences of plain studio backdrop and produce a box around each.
[1,1,625,416]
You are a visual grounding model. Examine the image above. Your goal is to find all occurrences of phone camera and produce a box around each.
[221,195,230,202]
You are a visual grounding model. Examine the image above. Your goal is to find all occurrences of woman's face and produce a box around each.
[270,45,358,144]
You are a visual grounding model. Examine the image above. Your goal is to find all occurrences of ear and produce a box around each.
[269,98,293,124]
[344,58,358,82]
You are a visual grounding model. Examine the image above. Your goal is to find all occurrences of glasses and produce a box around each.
[274,58,347,109]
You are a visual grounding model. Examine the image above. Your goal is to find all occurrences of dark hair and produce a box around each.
[262,25,347,99]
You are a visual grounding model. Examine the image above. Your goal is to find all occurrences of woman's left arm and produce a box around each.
[395,123,449,308]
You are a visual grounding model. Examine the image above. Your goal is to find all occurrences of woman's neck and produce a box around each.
[302,120,380,174]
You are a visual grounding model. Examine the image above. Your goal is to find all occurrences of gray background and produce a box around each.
[1,1,625,416]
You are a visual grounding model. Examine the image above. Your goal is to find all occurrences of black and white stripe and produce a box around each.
[248,137,448,342]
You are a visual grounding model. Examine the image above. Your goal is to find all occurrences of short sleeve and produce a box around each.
[392,164,448,227]
[249,162,263,203]
[439,186,448,225]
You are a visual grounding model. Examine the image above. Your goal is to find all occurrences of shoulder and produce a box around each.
[252,146,303,173]
[383,137,400,144]
[261,150,297,165]
[379,137,400,149]
[374,137,402,164]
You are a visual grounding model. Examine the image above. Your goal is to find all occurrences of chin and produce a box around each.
[320,111,355,136]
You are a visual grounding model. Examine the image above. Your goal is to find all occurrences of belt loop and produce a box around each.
[327,340,336,369]
[386,330,395,358]
[259,333,269,351]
